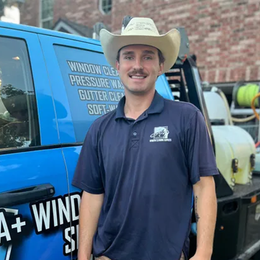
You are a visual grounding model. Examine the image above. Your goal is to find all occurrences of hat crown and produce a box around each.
[122,17,159,36]
[100,17,181,74]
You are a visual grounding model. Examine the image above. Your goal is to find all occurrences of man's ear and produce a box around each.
[158,63,164,76]
[116,60,120,71]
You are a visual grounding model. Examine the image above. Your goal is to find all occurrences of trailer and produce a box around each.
[164,32,260,259]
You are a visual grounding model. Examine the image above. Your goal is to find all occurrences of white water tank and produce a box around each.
[212,125,256,185]
[204,91,230,125]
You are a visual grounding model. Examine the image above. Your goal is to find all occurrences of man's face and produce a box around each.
[116,45,164,95]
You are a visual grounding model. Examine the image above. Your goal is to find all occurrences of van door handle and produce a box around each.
[0,184,55,207]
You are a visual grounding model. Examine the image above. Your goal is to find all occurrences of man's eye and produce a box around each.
[124,56,133,60]
[144,56,152,60]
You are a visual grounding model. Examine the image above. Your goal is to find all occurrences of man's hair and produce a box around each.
[158,49,165,64]
[116,47,165,65]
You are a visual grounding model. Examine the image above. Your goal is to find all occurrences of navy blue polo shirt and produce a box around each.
[72,91,218,260]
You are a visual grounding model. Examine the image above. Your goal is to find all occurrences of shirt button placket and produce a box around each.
[131,123,139,149]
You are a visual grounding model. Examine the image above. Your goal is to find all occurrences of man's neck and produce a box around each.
[124,89,155,120]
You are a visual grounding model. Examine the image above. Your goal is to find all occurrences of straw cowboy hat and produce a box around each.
[100,17,181,73]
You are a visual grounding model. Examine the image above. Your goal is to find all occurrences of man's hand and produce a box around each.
[192,176,217,260]
[189,254,211,260]
[78,191,104,260]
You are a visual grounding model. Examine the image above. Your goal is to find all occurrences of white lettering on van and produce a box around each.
[30,193,81,234]
[69,75,110,88]
[108,91,124,102]
[86,104,117,115]
[63,224,79,255]
[102,66,119,77]
[0,211,11,244]
[87,104,107,115]
[67,61,102,75]
[52,199,58,227]
[108,104,117,111]
[110,79,124,89]
[31,202,51,232]
[58,196,70,225]
[78,89,109,101]
[70,194,80,221]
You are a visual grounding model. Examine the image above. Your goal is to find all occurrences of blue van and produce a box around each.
[0,21,173,260]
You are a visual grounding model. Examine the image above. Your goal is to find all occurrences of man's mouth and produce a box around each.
[129,75,147,79]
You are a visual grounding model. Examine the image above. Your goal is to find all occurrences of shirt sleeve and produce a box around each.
[185,110,219,184]
[72,124,104,194]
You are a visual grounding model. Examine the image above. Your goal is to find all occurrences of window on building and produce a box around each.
[100,0,112,14]
[0,37,40,149]
[40,0,53,29]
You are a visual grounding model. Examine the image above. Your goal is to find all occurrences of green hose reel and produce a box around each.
[233,82,260,108]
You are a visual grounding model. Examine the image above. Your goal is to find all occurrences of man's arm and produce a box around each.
[78,191,104,260]
[191,176,217,260]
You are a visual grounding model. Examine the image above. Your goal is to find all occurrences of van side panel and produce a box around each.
[0,28,70,259]
[0,150,71,259]
[156,75,174,101]
[38,35,105,144]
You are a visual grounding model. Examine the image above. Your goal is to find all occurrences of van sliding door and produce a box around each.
[0,28,70,260]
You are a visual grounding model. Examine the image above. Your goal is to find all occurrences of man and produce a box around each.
[72,17,218,260]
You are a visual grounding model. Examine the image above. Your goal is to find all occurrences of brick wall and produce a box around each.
[20,0,40,28]
[111,0,260,83]
[20,0,112,31]
[20,0,260,83]
[52,0,111,28]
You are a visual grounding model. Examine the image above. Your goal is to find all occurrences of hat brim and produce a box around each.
[100,29,180,74]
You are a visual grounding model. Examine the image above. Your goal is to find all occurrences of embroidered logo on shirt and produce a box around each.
[150,126,172,142]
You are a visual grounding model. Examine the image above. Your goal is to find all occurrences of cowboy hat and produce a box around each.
[100,17,181,73]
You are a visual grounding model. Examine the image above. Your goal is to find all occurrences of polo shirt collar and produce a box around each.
[115,90,164,120]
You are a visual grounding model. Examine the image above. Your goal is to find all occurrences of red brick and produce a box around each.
[19,0,260,83]
[250,67,258,80]
[218,70,227,83]
[208,70,216,83]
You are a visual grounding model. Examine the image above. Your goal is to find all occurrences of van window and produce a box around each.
[0,37,40,149]
[54,45,124,143]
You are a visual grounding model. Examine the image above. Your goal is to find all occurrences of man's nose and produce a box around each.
[133,58,143,70]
